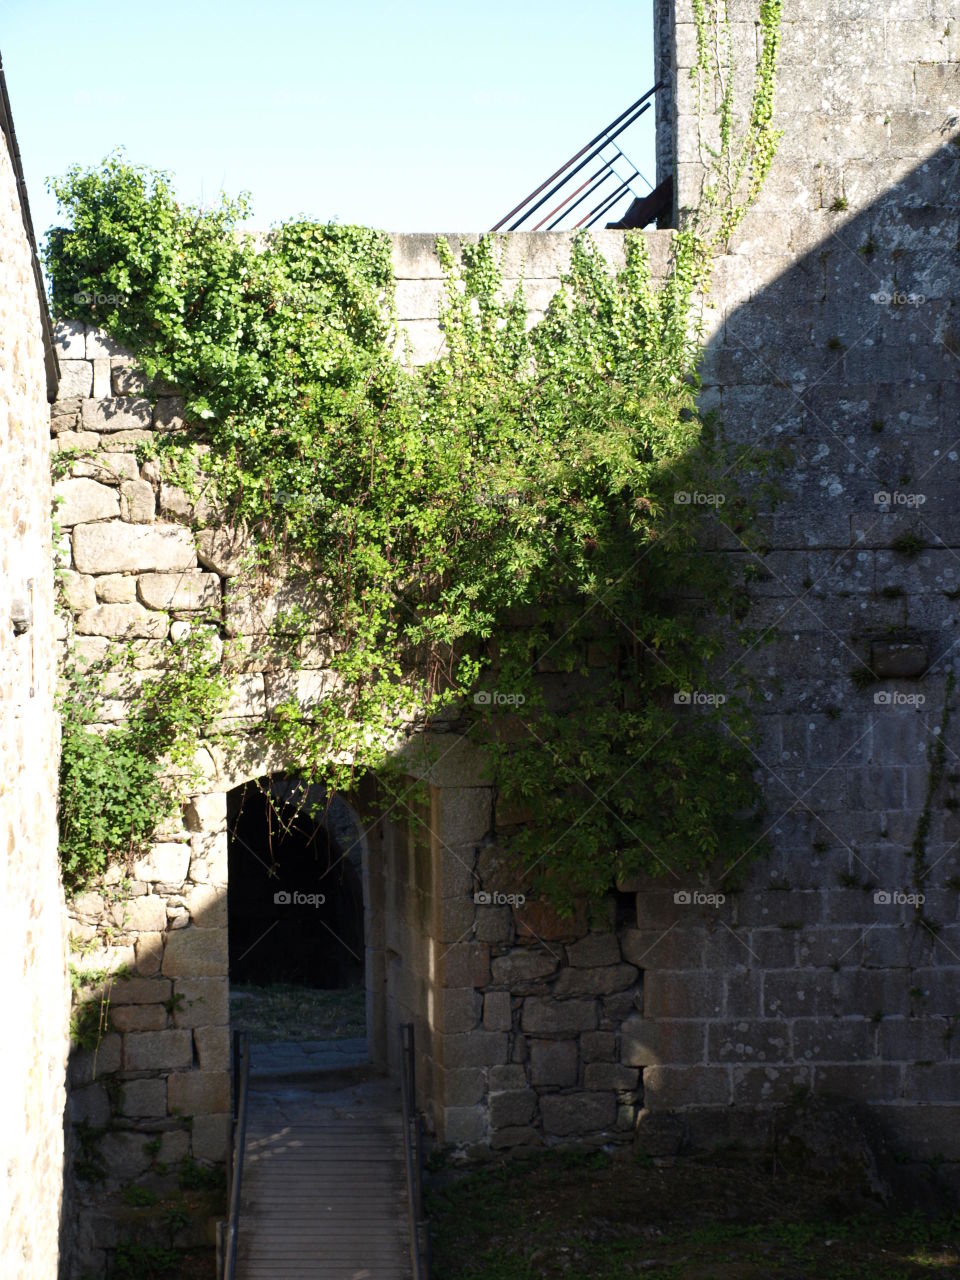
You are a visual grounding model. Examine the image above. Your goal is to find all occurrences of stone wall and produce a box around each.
[52,234,676,1275]
[620,0,960,1171]
[653,0,676,197]
[53,1,960,1244]
[0,105,70,1280]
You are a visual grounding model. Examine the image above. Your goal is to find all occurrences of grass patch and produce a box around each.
[229,982,366,1043]
[426,1148,960,1278]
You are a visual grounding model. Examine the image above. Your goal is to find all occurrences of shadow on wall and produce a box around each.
[626,129,960,1145]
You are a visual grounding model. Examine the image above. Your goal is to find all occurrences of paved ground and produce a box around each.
[234,1042,412,1279]
[249,1037,370,1078]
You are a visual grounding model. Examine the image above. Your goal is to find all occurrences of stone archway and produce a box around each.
[223,772,385,1073]
[87,731,497,1158]
[226,781,366,1030]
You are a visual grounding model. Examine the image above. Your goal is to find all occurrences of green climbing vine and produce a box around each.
[48,5,782,907]
[690,0,783,246]
[57,625,227,891]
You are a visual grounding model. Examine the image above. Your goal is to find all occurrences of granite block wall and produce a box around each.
[617,0,960,1171]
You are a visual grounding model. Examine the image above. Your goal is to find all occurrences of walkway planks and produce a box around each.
[234,1049,411,1280]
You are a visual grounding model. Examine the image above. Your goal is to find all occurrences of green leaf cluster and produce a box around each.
[47,154,770,907]
[57,625,227,892]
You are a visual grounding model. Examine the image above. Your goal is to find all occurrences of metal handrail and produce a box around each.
[222,1030,251,1280]
[399,1023,430,1279]
[490,84,662,233]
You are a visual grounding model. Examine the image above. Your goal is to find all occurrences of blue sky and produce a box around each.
[3,0,655,242]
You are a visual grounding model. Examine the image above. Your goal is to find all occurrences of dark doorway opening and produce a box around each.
[227,776,369,1071]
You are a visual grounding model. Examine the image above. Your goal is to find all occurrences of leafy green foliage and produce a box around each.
[690,0,783,246]
[57,625,227,892]
[47,149,770,906]
[73,1121,108,1183]
[111,1241,179,1279]
[121,1184,158,1208]
[177,1156,224,1191]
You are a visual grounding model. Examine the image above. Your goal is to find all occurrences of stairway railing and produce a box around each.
[490,85,662,232]
[220,1029,251,1280]
[399,1022,430,1278]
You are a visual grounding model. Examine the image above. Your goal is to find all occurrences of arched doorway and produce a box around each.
[226,775,381,1072]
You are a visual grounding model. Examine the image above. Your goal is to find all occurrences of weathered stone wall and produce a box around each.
[653,0,676,195]
[53,0,960,1231]
[0,114,70,1279]
[53,233,669,1193]
[619,0,960,1174]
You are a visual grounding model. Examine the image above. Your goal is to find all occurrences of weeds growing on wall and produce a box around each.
[47,7,782,906]
[690,0,783,246]
[57,625,226,891]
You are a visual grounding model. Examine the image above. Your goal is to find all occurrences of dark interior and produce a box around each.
[227,779,365,989]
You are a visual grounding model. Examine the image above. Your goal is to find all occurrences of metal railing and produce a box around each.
[399,1023,430,1279]
[490,85,663,233]
[220,1030,251,1280]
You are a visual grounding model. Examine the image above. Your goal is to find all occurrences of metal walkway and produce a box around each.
[233,1049,411,1280]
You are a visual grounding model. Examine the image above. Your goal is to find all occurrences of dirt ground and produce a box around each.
[426,1146,960,1279]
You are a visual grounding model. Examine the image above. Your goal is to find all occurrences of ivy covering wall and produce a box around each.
[47,0,782,906]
